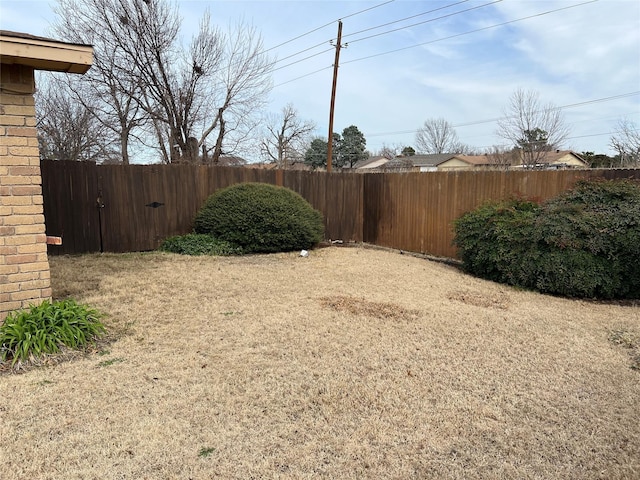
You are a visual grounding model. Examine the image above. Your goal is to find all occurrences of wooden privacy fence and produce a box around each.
[40,161,363,255]
[363,168,638,257]
[41,160,639,258]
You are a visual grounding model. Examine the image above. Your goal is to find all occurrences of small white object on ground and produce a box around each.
[299,250,309,257]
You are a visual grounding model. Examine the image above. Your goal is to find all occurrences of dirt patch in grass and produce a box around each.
[609,326,640,370]
[1,246,639,479]
[320,295,421,321]
[447,289,510,310]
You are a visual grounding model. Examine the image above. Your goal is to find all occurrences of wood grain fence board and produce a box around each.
[360,169,639,258]
[327,172,364,243]
[40,161,640,258]
[41,160,101,254]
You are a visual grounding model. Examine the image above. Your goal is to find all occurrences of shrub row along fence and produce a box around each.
[41,160,639,258]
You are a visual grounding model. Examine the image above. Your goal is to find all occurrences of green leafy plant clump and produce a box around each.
[194,182,324,254]
[0,299,106,366]
[454,179,640,299]
[159,233,243,256]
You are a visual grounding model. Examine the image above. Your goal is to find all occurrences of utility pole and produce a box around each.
[326,20,343,173]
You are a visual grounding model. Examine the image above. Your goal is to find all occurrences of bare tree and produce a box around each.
[36,76,119,163]
[415,118,466,154]
[260,104,315,168]
[609,118,640,167]
[195,20,273,164]
[53,0,153,164]
[496,88,570,168]
[376,144,402,159]
[53,0,273,164]
[485,145,518,170]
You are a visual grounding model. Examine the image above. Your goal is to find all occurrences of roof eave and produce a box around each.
[0,33,93,74]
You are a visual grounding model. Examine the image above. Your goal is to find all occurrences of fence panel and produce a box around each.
[283,170,364,243]
[41,162,365,254]
[41,161,639,258]
[97,164,197,252]
[41,160,101,254]
[362,169,640,258]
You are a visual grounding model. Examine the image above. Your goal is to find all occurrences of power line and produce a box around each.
[341,0,396,21]
[273,66,333,88]
[343,0,599,65]
[272,40,332,66]
[271,0,474,68]
[347,0,503,45]
[272,0,600,88]
[263,0,395,54]
[456,111,639,140]
[342,0,472,39]
[270,48,334,73]
[364,91,640,137]
[266,0,398,74]
[466,128,639,151]
[454,91,640,127]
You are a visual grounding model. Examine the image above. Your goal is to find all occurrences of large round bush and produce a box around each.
[452,198,539,284]
[454,179,640,299]
[530,179,640,298]
[194,183,324,253]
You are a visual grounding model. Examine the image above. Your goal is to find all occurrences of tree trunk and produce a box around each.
[120,129,130,165]
[211,114,226,165]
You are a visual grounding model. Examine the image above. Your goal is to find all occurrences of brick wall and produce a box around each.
[0,64,52,320]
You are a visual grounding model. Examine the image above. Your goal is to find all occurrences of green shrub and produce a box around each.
[524,180,640,298]
[453,179,640,299]
[194,183,324,253]
[0,299,105,366]
[159,233,242,256]
[453,199,540,284]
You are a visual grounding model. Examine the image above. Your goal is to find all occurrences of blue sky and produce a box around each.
[2,0,639,159]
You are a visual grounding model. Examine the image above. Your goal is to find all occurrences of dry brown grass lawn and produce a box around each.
[1,246,639,479]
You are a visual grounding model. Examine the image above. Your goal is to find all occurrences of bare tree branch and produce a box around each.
[415,118,465,154]
[610,118,640,167]
[36,75,119,163]
[260,104,316,168]
[496,88,570,168]
[485,145,518,170]
[51,0,273,164]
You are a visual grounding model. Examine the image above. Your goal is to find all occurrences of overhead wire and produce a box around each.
[364,92,640,137]
[466,128,639,151]
[343,0,599,64]
[274,67,333,88]
[264,0,397,75]
[263,0,395,54]
[270,0,473,68]
[273,0,600,86]
[269,0,623,151]
[342,0,472,38]
[454,92,640,127]
[272,40,332,66]
[346,0,503,45]
[269,0,497,72]
[270,48,334,73]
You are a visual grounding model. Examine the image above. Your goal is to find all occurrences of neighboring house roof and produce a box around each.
[539,150,586,165]
[409,154,457,168]
[451,155,501,166]
[285,162,313,171]
[244,161,313,171]
[354,156,389,169]
[0,30,93,74]
[217,155,247,167]
[244,162,277,169]
[383,157,415,170]
[511,150,588,168]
